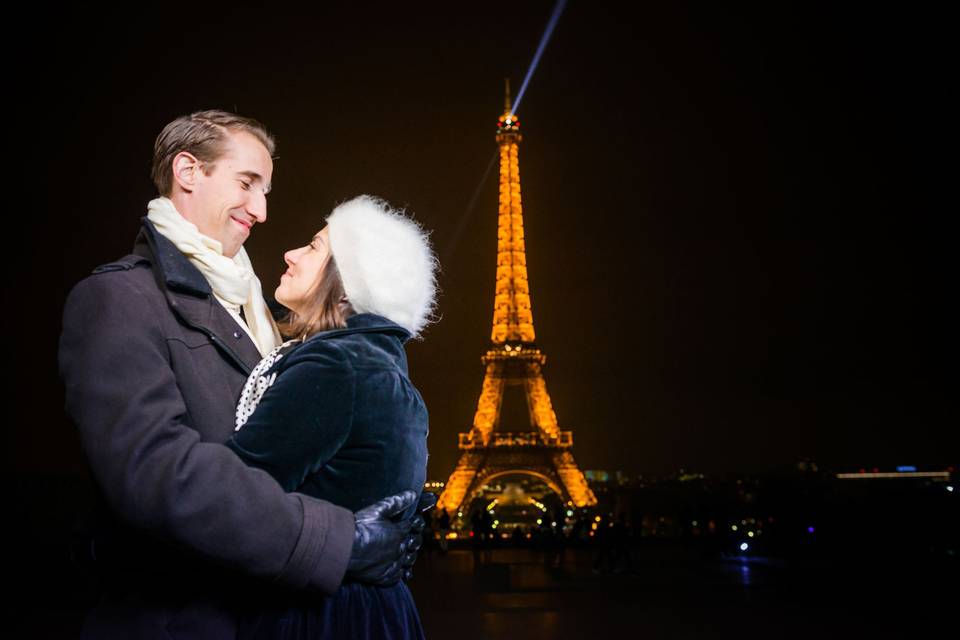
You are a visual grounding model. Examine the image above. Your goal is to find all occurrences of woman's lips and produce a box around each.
[232,217,252,231]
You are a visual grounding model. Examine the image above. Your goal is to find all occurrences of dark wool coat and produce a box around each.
[225,313,429,517]
[224,313,429,640]
[58,218,355,639]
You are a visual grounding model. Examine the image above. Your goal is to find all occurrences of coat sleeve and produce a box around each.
[225,343,355,493]
[58,273,355,595]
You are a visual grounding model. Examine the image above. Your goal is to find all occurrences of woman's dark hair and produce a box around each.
[277,254,355,340]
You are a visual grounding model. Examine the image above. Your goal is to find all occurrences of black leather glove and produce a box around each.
[346,490,420,586]
[400,491,438,581]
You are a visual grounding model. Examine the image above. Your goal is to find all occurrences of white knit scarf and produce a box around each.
[146,197,281,356]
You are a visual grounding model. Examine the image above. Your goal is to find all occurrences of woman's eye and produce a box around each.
[240,181,251,190]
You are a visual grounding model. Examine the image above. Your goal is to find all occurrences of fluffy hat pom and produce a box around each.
[326,195,438,337]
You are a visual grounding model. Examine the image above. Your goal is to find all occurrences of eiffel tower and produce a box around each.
[437,83,597,516]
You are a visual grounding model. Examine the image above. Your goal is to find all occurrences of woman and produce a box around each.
[224,195,438,639]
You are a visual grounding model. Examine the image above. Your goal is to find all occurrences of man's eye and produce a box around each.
[240,181,251,190]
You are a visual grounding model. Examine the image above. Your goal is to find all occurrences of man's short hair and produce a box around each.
[151,110,276,196]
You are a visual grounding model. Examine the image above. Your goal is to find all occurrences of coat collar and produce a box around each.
[304,313,412,344]
[133,217,212,297]
[132,217,263,375]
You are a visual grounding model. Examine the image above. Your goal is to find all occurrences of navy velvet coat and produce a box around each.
[58,219,356,639]
[225,313,429,523]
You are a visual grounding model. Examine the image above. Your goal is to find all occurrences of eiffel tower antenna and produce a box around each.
[437,89,597,518]
[504,77,512,113]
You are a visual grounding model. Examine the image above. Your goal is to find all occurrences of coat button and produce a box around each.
[233,331,242,339]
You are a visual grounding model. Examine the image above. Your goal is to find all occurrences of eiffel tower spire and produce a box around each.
[437,89,597,518]
[492,80,535,344]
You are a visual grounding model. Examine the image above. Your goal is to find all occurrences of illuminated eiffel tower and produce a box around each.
[437,83,597,516]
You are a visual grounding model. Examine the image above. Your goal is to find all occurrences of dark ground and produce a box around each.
[407,545,951,639]
[13,542,953,638]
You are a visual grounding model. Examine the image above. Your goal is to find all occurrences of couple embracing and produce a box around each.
[59,110,438,639]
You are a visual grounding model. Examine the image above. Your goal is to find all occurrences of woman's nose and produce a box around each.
[285,244,310,266]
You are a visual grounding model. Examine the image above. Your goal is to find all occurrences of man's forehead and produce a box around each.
[223,131,273,163]
[222,132,273,178]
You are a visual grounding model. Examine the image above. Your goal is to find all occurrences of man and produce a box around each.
[59,110,432,638]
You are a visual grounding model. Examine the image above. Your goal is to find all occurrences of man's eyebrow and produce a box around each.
[237,170,272,194]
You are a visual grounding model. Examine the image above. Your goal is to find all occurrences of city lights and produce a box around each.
[837,470,951,480]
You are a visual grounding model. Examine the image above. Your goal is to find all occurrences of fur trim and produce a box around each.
[326,195,438,337]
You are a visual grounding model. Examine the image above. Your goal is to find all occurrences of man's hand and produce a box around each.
[347,490,435,586]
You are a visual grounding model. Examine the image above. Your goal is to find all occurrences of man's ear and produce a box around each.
[171,151,201,192]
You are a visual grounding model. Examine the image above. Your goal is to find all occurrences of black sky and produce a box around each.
[12,2,953,480]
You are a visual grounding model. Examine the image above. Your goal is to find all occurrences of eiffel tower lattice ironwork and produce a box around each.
[437,82,597,515]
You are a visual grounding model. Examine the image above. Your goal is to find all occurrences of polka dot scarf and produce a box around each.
[235,338,303,431]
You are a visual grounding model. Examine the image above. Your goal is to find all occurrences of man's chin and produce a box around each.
[223,238,245,258]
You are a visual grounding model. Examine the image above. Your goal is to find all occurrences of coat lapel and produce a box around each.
[133,218,264,375]
[204,302,265,371]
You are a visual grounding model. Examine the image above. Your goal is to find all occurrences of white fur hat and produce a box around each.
[326,195,438,337]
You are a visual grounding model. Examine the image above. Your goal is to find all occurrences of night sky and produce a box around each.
[13,3,952,481]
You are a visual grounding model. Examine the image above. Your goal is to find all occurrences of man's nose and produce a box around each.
[248,190,268,223]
